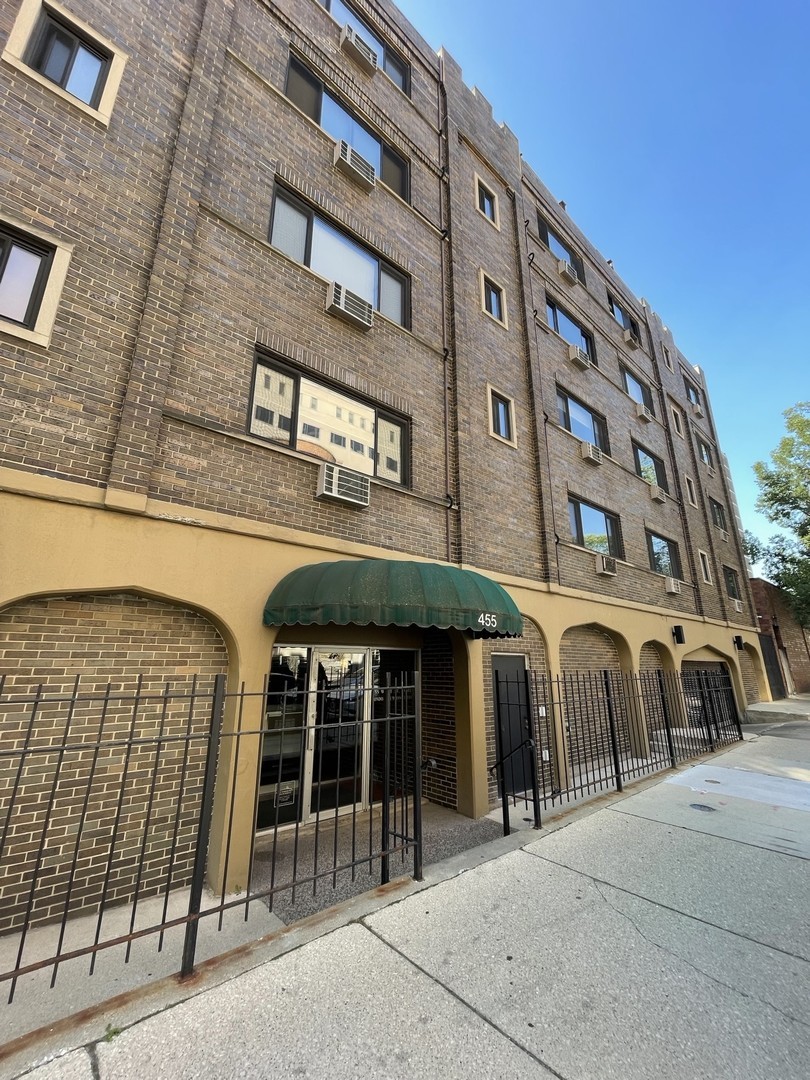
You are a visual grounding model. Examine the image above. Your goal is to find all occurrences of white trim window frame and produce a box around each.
[3,0,128,126]
[0,214,72,347]
[488,384,516,445]
[475,174,500,229]
[480,270,508,327]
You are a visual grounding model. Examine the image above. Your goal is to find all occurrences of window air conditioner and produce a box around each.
[691,402,705,419]
[595,553,617,576]
[665,577,681,595]
[580,440,603,465]
[649,484,666,503]
[568,343,590,369]
[707,465,716,478]
[326,281,374,330]
[636,402,654,423]
[719,529,729,543]
[733,599,743,613]
[334,140,376,192]
[340,24,378,75]
[623,328,640,349]
[557,259,578,285]
[316,462,371,507]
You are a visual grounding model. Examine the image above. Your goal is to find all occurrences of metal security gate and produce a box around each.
[0,671,421,1002]
[492,667,742,825]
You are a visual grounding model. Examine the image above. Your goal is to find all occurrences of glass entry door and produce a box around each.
[257,646,417,832]
[305,649,368,820]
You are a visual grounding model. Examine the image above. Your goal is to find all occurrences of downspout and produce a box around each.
[438,57,458,564]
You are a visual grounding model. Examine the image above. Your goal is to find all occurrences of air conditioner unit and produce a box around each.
[580,440,603,465]
[649,484,666,503]
[334,140,376,191]
[557,259,578,285]
[568,343,591,369]
[340,24,377,75]
[719,529,729,543]
[707,465,716,478]
[636,402,654,423]
[326,281,374,330]
[691,402,704,419]
[623,328,640,350]
[316,462,371,507]
[733,599,743,613]
[595,553,617,576]
[665,577,681,595]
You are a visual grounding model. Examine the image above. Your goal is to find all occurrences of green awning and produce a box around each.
[263,559,523,638]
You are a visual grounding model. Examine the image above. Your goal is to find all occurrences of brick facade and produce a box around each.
[751,578,810,694]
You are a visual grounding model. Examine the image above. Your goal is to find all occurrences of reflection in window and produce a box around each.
[251,358,407,485]
[568,497,621,556]
[557,388,609,451]
[622,368,654,414]
[27,12,109,106]
[632,442,668,490]
[647,532,681,578]
[322,0,409,91]
[547,298,594,360]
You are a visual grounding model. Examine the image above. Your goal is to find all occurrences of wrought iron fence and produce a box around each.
[493,667,742,825]
[0,671,421,1003]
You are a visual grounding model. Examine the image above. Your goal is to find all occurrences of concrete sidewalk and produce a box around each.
[3,723,809,1080]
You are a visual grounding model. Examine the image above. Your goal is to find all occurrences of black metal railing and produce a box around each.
[0,671,421,1002]
[494,667,741,817]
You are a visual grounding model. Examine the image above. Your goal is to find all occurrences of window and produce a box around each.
[710,498,727,530]
[621,367,654,414]
[488,387,515,443]
[546,298,594,361]
[632,442,668,491]
[557,387,609,452]
[723,566,741,601]
[684,379,701,407]
[647,532,682,579]
[663,345,673,371]
[476,176,498,227]
[685,475,697,506]
[250,356,408,485]
[0,217,72,347]
[568,497,622,556]
[672,406,684,437]
[537,214,585,283]
[270,189,408,327]
[698,550,712,584]
[321,0,409,92]
[286,57,408,199]
[608,293,641,341]
[481,272,506,326]
[698,438,714,468]
[3,0,127,125]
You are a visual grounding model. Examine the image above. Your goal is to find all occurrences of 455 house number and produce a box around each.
[477,613,498,630]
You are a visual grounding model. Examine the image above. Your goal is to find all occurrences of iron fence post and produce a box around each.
[524,669,542,829]
[698,671,716,751]
[412,674,423,881]
[181,672,226,979]
[603,670,623,793]
[656,669,678,768]
[493,671,511,836]
[381,675,391,886]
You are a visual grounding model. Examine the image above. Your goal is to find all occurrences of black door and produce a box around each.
[492,655,533,796]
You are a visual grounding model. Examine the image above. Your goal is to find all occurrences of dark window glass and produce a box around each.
[381,146,408,199]
[491,391,512,441]
[27,13,109,106]
[698,439,714,467]
[484,277,504,322]
[537,214,585,283]
[568,497,621,556]
[557,388,609,452]
[633,442,668,490]
[478,182,496,222]
[622,368,654,413]
[547,298,594,360]
[608,294,640,339]
[647,532,682,578]
[286,57,321,120]
[270,190,409,327]
[710,499,727,529]
[684,380,701,406]
[0,226,54,328]
[250,357,408,485]
[723,566,741,600]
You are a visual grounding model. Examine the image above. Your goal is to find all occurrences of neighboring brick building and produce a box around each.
[750,578,810,695]
[1,0,768,902]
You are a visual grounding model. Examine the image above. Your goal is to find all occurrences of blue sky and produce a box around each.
[396,0,808,546]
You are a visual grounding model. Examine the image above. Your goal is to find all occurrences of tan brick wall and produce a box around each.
[0,593,228,932]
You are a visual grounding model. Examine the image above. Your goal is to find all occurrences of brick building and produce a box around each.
[750,578,810,696]
[1,0,767,908]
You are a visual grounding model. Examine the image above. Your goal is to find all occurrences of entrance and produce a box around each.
[257,646,417,830]
[492,654,534,796]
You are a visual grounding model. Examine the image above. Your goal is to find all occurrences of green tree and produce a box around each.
[751,403,810,626]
